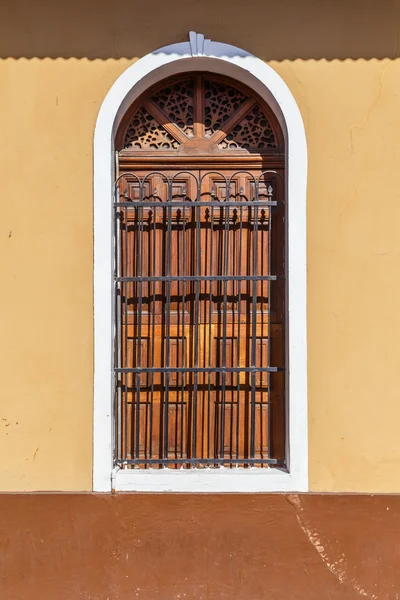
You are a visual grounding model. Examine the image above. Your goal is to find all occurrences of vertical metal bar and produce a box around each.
[236,186,244,462]
[267,182,273,461]
[281,178,286,463]
[134,180,144,460]
[180,185,187,461]
[163,178,173,460]
[123,185,129,464]
[207,188,214,461]
[115,184,122,463]
[220,180,231,460]
[229,199,235,463]
[149,186,157,461]
[250,180,259,459]
[192,179,201,459]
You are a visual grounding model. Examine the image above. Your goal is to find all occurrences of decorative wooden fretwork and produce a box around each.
[118,75,282,153]
[219,105,277,150]
[124,107,180,150]
[151,79,195,138]
[203,79,248,137]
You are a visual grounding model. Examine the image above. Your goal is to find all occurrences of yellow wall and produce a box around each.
[1,0,400,492]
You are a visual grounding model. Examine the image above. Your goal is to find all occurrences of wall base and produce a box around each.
[1,493,395,599]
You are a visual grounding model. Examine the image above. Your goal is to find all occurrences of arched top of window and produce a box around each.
[115,73,284,155]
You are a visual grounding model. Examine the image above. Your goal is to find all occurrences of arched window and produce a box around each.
[114,74,285,471]
[94,35,307,492]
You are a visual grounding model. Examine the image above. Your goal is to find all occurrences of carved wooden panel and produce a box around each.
[204,78,248,137]
[124,107,180,150]
[126,337,149,387]
[255,337,268,386]
[118,74,283,154]
[213,337,238,386]
[219,105,277,150]
[151,79,195,138]
[165,337,186,386]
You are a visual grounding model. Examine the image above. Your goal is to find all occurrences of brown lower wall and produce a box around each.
[1,494,397,599]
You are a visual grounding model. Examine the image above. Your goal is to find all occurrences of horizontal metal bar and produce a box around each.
[115,366,284,373]
[116,274,281,283]
[116,458,282,466]
[114,200,278,208]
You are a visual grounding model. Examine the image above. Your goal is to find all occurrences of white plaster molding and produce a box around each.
[189,31,211,56]
[94,32,308,493]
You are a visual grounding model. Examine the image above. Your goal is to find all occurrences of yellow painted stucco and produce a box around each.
[1,0,400,492]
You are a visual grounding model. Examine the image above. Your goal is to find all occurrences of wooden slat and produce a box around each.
[194,75,205,139]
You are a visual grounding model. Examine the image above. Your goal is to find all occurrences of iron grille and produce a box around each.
[114,170,286,469]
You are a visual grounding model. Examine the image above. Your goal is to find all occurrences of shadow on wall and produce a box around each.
[0,0,399,60]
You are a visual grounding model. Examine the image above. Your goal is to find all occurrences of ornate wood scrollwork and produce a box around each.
[124,107,180,150]
[118,75,282,154]
[204,79,248,137]
[151,79,195,138]
[219,105,277,150]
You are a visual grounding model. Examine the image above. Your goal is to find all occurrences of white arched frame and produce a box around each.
[94,33,308,492]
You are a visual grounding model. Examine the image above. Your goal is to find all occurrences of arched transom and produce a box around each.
[116,74,283,155]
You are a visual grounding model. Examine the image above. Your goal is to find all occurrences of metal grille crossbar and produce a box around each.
[120,458,282,466]
[115,200,279,208]
[116,366,283,374]
[116,275,280,282]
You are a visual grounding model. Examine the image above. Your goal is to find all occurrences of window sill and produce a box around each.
[112,466,307,492]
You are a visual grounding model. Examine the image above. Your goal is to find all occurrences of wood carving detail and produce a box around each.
[219,105,277,150]
[204,79,248,137]
[151,80,195,138]
[124,107,180,150]
[119,75,281,153]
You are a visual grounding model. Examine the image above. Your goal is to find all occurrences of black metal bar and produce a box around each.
[250,183,259,459]
[207,193,214,461]
[281,177,286,465]
[135,183,144,460]
[192,180,201,459]
[267,183,273,460]
[123,201,129,462]
[117,275,280,282]
[236,187,244,461]
[115,200,278,208]
[164,181,173,460]
[116,366,281,373]
[149,190,157,460]
[220,183,230,459]
[180,188,187,461]
[117,457,281,466]
[114,190,122,464]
